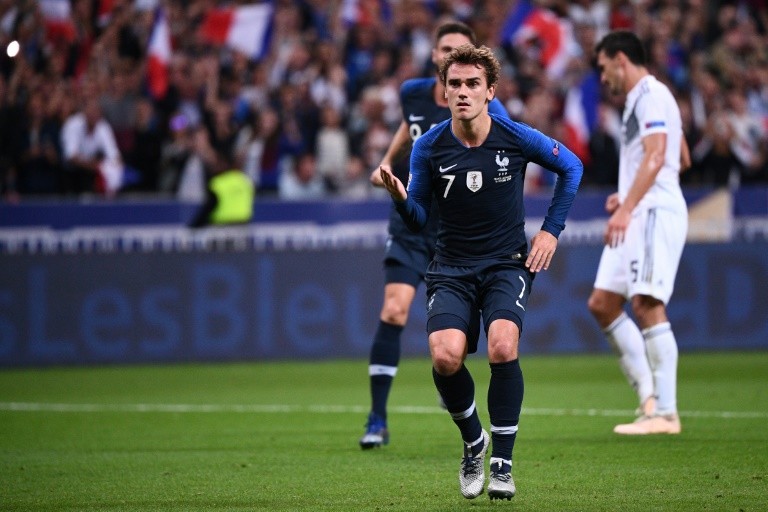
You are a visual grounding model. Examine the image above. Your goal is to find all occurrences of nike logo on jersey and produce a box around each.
[439,164,458,173]
[408,114,425,122]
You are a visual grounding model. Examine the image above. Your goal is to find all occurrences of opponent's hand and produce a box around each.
[604,206,631,248]
[379,165,407,202]
[526,230,558,272]
[605,192,620,214]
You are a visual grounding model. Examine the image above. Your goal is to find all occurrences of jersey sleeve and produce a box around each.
[393,134,433,232]
[488,98,508,117]
[516,121,583,238]
[636,88,670,138]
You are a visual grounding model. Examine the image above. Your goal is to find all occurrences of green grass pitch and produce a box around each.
[1,352,766,511]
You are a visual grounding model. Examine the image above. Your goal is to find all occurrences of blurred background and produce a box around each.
[0,0,766,367]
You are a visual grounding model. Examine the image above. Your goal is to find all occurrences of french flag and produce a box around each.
[199,3,273,60]
[563,70,600,165]
[37,0,76,44]
[147,8,172,100]
[500,0,577,80]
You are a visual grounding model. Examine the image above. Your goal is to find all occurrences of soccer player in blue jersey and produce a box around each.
[380,45,583,500]
[359,21,509,450]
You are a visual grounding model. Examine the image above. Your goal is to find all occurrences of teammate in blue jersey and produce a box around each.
[381,44,583,501]
[359,21,509,450]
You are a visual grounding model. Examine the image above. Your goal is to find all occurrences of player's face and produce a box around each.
[432,33,473,69]
[596,50,625,96]
[444,63,495,121]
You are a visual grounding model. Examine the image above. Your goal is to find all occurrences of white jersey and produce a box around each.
[619,75,686,215]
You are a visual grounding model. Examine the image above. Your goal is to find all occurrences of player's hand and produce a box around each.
[604,206,631,248]
[605,192,620,214]
[379,165,407,201]
[369,165,387,187]
[526,230,558,272]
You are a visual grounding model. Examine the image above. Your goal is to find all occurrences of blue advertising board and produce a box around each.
[1,241,766,367]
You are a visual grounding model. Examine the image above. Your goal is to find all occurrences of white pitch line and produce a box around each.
[0,402,766,419]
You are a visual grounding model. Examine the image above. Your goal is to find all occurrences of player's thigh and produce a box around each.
[383,235,432,286]
[479,263,533,335]
[424,262,476,337]
[593,243,629,299]
[626,208,686,304]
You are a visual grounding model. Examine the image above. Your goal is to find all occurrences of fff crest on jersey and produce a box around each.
[467,171,482,192]
[495,152,509,171]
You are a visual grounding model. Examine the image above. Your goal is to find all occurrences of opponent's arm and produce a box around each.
[680,133,691,173]
[370,121,412,187]
[605,132,665,247]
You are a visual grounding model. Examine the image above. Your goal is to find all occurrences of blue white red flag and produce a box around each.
[563,70,600,165]
[38,0,76,43]
[147,8,172,100]
[500,0,577,80]
[199,3,273,60]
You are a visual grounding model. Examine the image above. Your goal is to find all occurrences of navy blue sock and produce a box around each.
[368,321,403,420]
[488,359,524,461]
[433,364,483,452]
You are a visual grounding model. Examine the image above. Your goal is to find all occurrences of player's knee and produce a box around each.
[487,332,519,362]
[587,291,605,317]
[432,353,463,375]
[488,341,518,362]
[380,300,409,326]
[429,336,464,375]
[588,290,620,324]
[630,295,665,327]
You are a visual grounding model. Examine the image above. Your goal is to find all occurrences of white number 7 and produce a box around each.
[441,175,455,198]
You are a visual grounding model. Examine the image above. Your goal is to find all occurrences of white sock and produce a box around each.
[604,312,654,405]
[643,322,678,415]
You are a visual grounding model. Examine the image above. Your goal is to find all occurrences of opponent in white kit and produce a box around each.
[587,30,689,435]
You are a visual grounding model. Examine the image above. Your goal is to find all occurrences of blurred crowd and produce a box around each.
[0,0,767,204]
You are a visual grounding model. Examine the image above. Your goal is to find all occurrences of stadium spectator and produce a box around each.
[176,125,217,202]
[315,105,351,193]
[587,31,687,436]
[379,43,582,501]
[724,85,768,185]
[158,112,193,194]
[0,74,24,199]
[16,91,63,195]
[121,96,163,193]
[233,107,283,195]
[60,98,124,196]
[278,151,325,200]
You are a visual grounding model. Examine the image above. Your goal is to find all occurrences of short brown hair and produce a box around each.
[439,44,500,88]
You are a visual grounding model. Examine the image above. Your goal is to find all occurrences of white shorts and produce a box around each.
[593,207,687,304]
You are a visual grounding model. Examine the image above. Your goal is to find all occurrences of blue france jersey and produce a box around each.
[395,112,583,265]
[388,78,508,241]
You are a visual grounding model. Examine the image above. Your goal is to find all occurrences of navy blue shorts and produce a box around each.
[382,235,434,286]
[425,259,534,353]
